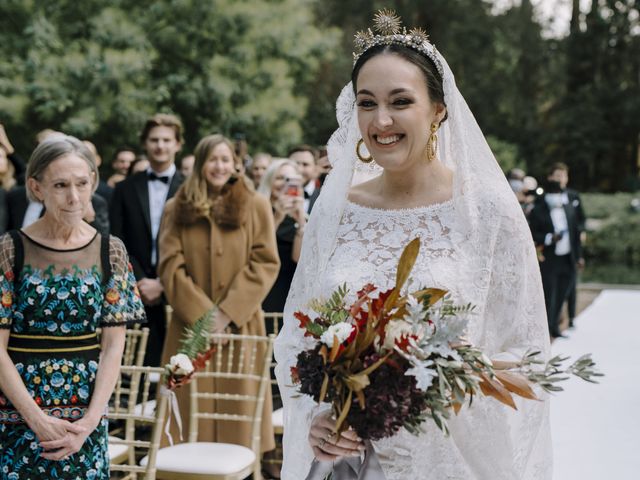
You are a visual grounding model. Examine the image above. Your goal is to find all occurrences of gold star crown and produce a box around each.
[353,9,444,77]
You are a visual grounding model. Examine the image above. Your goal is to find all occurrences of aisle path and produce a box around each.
[551,289,640,480]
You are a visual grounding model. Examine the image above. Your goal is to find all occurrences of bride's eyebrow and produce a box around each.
[356,88,414,97]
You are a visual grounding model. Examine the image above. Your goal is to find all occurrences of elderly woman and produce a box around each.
[257,159,306,314]
[158,134,280,472]
[0,135,145,479]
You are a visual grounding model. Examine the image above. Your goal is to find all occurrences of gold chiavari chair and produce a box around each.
[108,327,150,464]
[144,333,274,480]
[109,365,168,480]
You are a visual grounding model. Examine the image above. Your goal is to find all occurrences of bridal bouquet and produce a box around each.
[292,238,601,440]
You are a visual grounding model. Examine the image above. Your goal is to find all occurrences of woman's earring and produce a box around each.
[356,138,373,163]
[426,122,439,162]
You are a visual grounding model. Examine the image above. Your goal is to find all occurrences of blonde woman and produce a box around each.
[158,134,280,473]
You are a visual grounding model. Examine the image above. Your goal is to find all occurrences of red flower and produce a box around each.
[70,395,78,404]
[395,334,418,353]
[294,312,317,337]
[35,397,43,406]
[4,270,14,281]
[290,366,300,384]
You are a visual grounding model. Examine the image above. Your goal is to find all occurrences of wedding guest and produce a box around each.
[546,162,586,329]
[178,154,195,177]
[275,10,552,479]
[0,134,144,478]
[289,145,320,213]
[249,152,272,190]
[107,147,136,188]
[529,176,582,339]
[158,133,279,474]
[258,159,306,314]
[0,124,26,185]
[110,114,185,366]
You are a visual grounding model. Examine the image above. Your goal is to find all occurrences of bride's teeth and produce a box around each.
[377,135,399,145]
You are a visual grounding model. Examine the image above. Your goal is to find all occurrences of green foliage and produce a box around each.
[0,0,637,191]
[581,192,640,283]
[486,136,523,173]
[178,307,217,359]
[308,283,350,325]
[0,0,340,160]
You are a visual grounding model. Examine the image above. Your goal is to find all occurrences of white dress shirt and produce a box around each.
[147,164,176,266]
[303,180,316,214]
[544,194,571,256]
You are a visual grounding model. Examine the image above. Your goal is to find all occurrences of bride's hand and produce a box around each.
[309,410,365,461]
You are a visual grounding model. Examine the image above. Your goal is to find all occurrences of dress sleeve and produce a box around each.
[101,236,146,327]
[0,233,15,329]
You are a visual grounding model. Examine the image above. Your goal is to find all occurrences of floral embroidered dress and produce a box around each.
[0,231,145,480]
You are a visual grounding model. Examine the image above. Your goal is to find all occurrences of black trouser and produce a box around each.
[567,277,577,321]
[540,254,576,337]
[143,303,167,367]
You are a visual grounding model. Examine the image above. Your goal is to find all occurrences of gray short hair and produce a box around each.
[257,159,299,198]
[26,135,99,202]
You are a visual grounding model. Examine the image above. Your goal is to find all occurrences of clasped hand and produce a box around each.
[33,414,94,461]
[309,410,365,461]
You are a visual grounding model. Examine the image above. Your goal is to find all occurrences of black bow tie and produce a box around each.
[148,172,170,184]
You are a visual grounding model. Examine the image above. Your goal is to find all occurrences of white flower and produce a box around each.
[405,362,437,391]
[169,353,194,375]
[383,319,414,350]
[320,322,354,347]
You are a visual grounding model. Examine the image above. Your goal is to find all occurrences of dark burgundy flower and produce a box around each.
[346,352,428,440]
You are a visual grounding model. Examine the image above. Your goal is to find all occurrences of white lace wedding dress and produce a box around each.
[276,197,553,480]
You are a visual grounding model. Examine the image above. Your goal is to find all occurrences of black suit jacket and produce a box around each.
[3,186,109,234]
[528,194,582,265]
[109,170,184,280]
[566,189,586,233]
[306,181,321,214]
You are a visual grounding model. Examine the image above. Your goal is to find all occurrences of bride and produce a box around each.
[274,11,552,480]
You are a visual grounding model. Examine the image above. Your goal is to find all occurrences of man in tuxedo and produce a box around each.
[4,185,109,234]
[529,175,583,339]
[289,145,320,214]
[110,114,185,366]
[548,163,586,328]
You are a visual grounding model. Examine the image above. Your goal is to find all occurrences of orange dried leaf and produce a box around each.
[335,389,353,434]
[452,401,462,415]
[395,238,421,292]
[329,335,341,362]
[413,288,448,306]
[479,372,517,410]
[319,373,329,404]
[494,371,539,400]
[345,373,370,392]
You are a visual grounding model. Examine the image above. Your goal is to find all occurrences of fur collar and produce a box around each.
[173,176,251,229]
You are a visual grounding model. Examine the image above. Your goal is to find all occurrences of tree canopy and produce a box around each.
[0,0,638,191]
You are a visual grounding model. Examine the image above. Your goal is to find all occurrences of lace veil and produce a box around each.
[274,49,552,479]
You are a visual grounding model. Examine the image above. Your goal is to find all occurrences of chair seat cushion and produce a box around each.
[272,407,284,428]
[141,442,257,475]
[108,435,129,462]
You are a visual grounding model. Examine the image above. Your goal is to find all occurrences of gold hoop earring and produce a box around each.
[426,122,439,162]
[356,138,373,163]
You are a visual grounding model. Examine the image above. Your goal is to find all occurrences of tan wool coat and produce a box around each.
[158,189,280,452]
